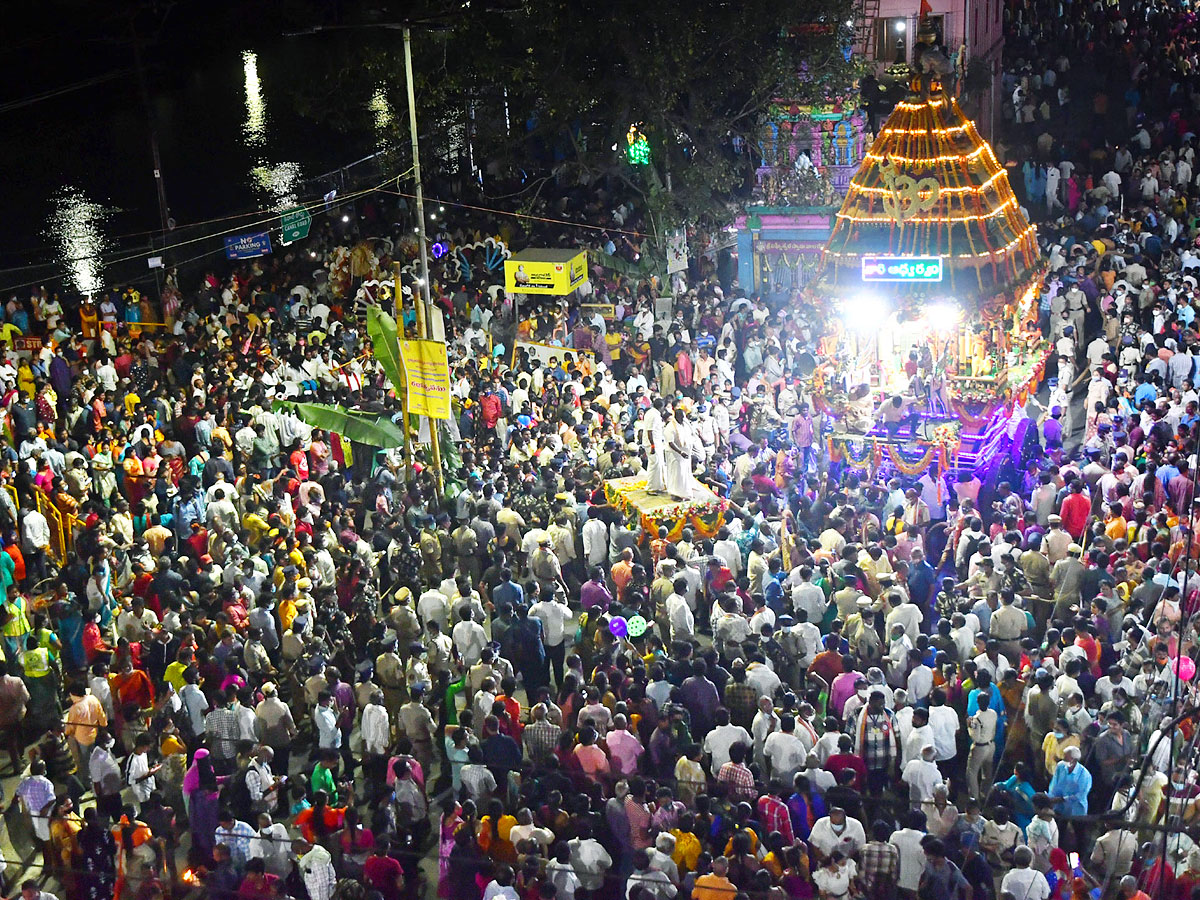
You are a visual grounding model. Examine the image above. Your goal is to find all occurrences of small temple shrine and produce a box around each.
[734,102,870,302]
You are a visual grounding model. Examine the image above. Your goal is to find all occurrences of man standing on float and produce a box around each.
[644,397,668,493]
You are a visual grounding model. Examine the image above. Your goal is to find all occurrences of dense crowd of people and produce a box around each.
[3,3,1200,900]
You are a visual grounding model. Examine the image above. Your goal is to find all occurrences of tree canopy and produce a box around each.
[288,0,861,233]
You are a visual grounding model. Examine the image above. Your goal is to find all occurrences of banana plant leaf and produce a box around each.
[273,400,407,449]
[367,306,404,394]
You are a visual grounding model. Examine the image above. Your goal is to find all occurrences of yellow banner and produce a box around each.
[400,339,451,420]
[504,250,588,295]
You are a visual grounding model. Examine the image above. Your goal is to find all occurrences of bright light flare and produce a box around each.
[924,303,961,333]
[844,293,886,331]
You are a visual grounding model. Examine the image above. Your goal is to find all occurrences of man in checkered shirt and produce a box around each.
[715,742,758,801]
[524,703,561,765]
[860,819,901,900]
[854,691,899,795]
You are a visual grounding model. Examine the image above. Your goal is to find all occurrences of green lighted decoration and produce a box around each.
[626,124,651,165]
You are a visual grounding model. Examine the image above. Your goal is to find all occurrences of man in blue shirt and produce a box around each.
[492,568,524,609]
[764,558,787,616]
[907,547,937,614]
[1047,744,1092,817]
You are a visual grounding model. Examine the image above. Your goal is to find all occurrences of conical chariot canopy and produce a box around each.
[820,76,1039,303]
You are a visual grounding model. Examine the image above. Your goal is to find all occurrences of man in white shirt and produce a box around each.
[901,744,942,808]
[125,733,158,808]
[791,566,827,622]
[906,653,934,705]
[417,587,450,630]
[1000,847,1050,900]
[360,691,390,758]
[529,592,572,686]
[885,593,923,642]
[808,808,866,861]
[250,813,293,877]
[927,690,960,764]
[751,696,781,772]
[582,510,609,567]
[451,607,488,669]
[701,708,751,774]
[245,746,281,815]
[746,658,782,699]
[763,715,808,784]
[666,584,695,642]
[891,812,930,893]
[713,529,742,577]
[900,707,936,767]
[568,823,613,892]
[626,852,676,900]
[1095,664,1137,705]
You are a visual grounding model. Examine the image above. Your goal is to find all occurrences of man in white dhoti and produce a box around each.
[664,407,696,500]
[643,398,668,493]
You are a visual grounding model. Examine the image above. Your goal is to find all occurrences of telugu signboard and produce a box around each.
[504,249,588,295]
[399,339,451,420]
[225,232,273,260]
[861,255,944,283]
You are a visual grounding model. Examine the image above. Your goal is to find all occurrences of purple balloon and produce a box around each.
[608,616,629,638]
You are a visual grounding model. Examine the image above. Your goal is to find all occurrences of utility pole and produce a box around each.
[402,26,444,496]
[129,20,171,239]
[393,263,414,476]
[129,15,171,305]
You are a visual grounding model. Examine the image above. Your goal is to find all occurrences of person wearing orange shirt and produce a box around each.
[3,536,25,588]
[1104,502,1128,543]
[294,791,346,844]
[692,857,737,900]
[1075,626,1102,677]
[64,682,108,770]
[611,548,635,602]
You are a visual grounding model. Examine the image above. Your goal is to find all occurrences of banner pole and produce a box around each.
[393,263,414,478]
[411,273,445,497]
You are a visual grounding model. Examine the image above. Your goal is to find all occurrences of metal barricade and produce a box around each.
[35,491,66,563]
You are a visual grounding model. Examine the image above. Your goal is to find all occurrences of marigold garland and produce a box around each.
[886,444,937,475]
[948,398,997,428]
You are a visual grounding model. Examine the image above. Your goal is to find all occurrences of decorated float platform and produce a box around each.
[603,475,728,542]
[807,28,1048,484]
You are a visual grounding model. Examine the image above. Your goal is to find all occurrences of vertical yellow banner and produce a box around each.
[400,339,451,419]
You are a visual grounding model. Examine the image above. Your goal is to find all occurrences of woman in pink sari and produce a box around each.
[437,797,466,898]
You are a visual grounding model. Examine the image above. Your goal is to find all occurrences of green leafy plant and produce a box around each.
[271,400,407,448]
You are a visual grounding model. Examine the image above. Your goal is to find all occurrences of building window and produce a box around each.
[875,16,909,61]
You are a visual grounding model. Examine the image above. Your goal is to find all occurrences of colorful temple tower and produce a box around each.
[735,102,869,302]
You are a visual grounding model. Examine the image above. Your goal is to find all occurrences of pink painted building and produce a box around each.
[859,0,1004,137]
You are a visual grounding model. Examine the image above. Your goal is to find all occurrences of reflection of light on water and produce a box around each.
[45,187,113,296]
[251,161,302,210]
[370,86,393,148]
[241,51,305,210]
[242,50,266,147]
